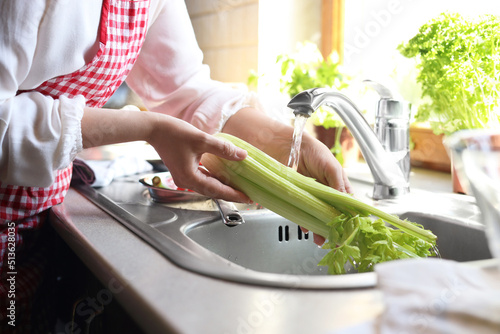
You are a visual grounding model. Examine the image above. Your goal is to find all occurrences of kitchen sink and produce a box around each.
[75,173,496,290]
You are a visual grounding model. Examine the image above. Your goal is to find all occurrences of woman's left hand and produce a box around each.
[223,107,352,193]
[296,131,352,194]
[222,107,353,245]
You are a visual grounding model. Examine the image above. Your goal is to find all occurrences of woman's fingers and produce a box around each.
[170,164,250,203]
[168,136,250,203]
[203,136,247,161]
[191,167,251,203]
[342,169,353,194]
[313,234,326,246]
[299,226,326,246]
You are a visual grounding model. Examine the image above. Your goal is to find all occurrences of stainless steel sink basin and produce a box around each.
[187,210,493,271]
[76,173,496,290]
[183,209,493,288]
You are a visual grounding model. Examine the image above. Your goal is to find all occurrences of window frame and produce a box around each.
[321,0,345,62]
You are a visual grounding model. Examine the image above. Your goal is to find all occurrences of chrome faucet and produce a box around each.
[287,81,411,200]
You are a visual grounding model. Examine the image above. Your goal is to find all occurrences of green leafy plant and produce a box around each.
[398,12,500,135]
[276,43,349,98]
[276,42,349,129]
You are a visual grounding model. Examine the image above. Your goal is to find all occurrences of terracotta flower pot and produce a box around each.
[409,125,472,194]
[409,125,451,173]
[452,164,466,194]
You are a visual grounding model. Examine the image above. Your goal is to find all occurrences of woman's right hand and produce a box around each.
[147,114,251,203]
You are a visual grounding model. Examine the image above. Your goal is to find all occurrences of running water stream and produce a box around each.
[287,114,309,170]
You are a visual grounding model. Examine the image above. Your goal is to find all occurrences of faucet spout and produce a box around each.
[288,88,410,199]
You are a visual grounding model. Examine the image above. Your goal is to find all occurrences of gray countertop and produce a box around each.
[51,188,383,334]
[49,163,454,334]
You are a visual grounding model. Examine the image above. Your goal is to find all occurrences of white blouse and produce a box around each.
[0,0,255,187]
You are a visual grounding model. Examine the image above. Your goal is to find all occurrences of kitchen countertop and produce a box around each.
[49,162,454,334]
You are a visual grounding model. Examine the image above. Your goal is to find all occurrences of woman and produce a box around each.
[0,0,351,332]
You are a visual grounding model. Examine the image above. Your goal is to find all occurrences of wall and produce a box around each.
[257,0,321,85]
[185,0,321,86]
[185,0,259,84]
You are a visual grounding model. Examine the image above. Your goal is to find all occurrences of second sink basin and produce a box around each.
[185,209,493,288]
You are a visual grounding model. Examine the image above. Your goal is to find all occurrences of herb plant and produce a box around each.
[276,42,349,99]
[398,12,500,135]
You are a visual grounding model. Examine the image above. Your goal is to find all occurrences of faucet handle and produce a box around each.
[363,79,410,119]
[363,79,411,198]
[363,79,396,99]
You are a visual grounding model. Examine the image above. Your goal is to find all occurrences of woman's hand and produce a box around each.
[148,114,251,203]
[297,131,352,193]
[222,107,352,245]
[222,107,352,193]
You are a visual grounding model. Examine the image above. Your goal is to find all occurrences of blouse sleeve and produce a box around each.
[125,0,261,134]
[0,1,85,187]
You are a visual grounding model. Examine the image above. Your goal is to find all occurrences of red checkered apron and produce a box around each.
[0,0,149,331]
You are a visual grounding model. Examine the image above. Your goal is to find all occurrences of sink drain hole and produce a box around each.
[297,225,309,240]
[278,225,309,242]
[278,225,290,242]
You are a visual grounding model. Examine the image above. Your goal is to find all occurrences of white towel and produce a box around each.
[333,258,500,334]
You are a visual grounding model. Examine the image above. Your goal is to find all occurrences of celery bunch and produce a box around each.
[202,134,437,275]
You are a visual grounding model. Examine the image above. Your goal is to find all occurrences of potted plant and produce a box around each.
[249,42,359,166]
[398,12,500,192]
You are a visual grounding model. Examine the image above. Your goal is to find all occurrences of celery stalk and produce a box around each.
[218,157,341,224]
[202,154,330,237]
[215,133,436,243]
